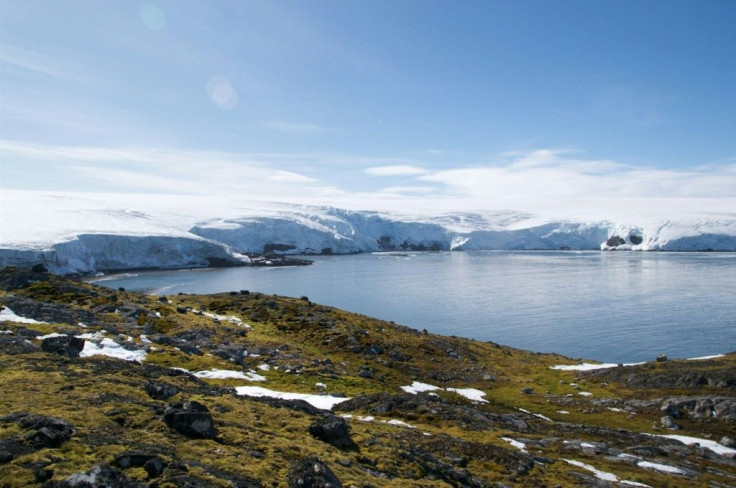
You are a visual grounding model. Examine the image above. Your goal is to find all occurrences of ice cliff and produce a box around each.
[1,191,735,274]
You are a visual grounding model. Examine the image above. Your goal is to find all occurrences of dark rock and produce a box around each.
[176,307,188,314]
[145,381,180,400]
[144,457,165,478]
[0,334,41,354]
[163,400,217,439]
[113,451,162,471]
[606,235,626,247]
[521,387,534,395]
[249,396,325,415]
[32,263,48,273]
[33,465,54,483]
[157,296,168,303]
[359,369,374,379]
[308,415,355,449]
[41,335,85,358]
[628,445,669,457]
[0,439,31,463]
[240,290,249,295]
[46,464,145,488]
[656,354,668,362]
[287,456,343,488]
[3,413,76,449]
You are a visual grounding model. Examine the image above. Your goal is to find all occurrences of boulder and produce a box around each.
[287,456,343,488]
[41,335,85,358]
[308,415,355,449]
[721,436,736,448]
[163,400,217,439]
[15,414,75,448]
[660,415,679,430]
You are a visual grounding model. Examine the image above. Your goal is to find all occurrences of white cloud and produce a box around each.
[418,149,736,201]
[378,186,437,194]
[270,170,316,183]
[365,165,427,177]
[2,141,734,216]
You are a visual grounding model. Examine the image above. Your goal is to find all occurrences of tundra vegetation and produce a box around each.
[0,266,734,487]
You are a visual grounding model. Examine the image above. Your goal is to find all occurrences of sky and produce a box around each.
[1,0,735,214]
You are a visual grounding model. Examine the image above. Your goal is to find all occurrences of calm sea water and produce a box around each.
[92,251,736,363]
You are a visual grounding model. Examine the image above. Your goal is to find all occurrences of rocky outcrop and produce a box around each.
[308,415,355,449]
[287,456,343,488]
[41,335,85,358]
[163,401,217,439]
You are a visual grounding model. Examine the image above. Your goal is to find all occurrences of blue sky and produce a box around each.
[1,0,735,211]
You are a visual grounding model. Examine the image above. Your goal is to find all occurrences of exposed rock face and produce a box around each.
[3,413,76,449]
[287,456,343,488]
[605,235,626,247]
[41,335,85,358]
[163,401,217,439]
[308,415,355,449]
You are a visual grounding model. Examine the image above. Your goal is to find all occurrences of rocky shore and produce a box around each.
[0,266,734,487]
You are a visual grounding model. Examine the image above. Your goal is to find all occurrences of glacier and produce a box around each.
[1,190,735,274]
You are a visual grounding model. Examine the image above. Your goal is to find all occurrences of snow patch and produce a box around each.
[80,338,147,362]
[401,381,441,394]
[658,434,736,456]
[446,387,488,403]
[502,437,527,452]
[234,386,349,410]
[191,369,266,382]
[0,307,47,324]
[636,461,686,475]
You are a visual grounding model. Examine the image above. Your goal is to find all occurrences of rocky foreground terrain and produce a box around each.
[0,266,734,487]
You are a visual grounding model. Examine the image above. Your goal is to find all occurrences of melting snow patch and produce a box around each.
[658,434,736,456]
[193,369,266,382]
[80,338,147,362]
[636,461,686,475]
[686,354,725,361]
[257,364,270,371]
[197,311,251,328]
[234,386,349,410]
[0,307,47,324]
[578,391,593,397]
[557,410,570,414]
[77,331,106,340]
[517,408,553,422]
[37,333,66,340]
[502,437,527,452]
[386,419,416,428]
[401,382,487,403]
[551,362,643,371]
[0,330,12,334]
[446,387,488,403]
[401,381,441,394]
[140,335,152,343]
[563,459,618,482]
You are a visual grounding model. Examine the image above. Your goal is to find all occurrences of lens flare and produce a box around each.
[140,3,166,31]
[206,76,238,110]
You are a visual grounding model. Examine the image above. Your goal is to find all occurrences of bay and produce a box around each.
[92,251,736,363]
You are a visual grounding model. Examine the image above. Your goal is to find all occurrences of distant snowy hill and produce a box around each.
[1,190,735,274]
